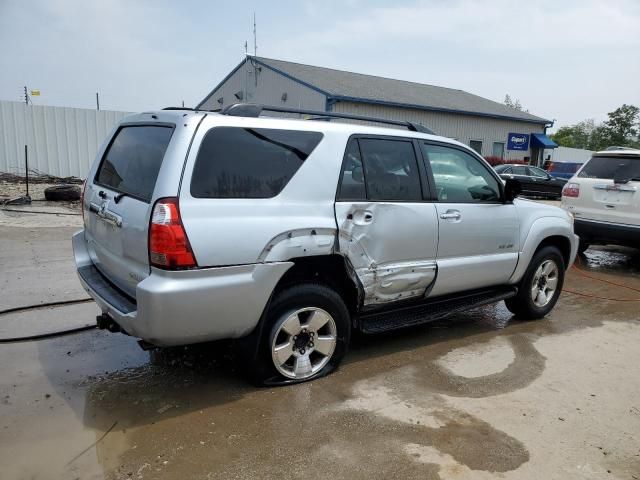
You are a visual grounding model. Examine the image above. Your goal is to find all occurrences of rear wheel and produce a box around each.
[505,246,565,320]
[252,283,350,385]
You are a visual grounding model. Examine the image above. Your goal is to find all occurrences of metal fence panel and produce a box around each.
[0,101,132,178]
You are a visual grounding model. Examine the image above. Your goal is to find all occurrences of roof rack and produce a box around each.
[218,103,436,135]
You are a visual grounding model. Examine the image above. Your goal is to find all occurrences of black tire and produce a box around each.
[505,246,565,320]
[250,283,351,386]
[577,241,590,255]
[44,184,81,201]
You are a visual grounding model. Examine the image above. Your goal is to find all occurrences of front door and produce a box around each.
[420,142,519,297]
[335,137,439,307]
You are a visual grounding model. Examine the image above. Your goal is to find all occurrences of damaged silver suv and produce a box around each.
[73,104,578,384]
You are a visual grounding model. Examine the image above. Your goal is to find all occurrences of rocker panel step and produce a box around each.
[358,286,517,334]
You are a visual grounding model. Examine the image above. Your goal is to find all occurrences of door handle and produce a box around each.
[350,210,374,225]
[440,210,461,220]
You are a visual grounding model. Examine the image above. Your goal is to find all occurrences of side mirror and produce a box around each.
[504,178,521,203]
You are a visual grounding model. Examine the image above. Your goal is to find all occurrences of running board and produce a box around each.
[358,286,518,334]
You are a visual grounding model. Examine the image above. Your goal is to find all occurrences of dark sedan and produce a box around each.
[494,164,567,199]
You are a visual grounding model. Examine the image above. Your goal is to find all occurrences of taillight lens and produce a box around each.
[562,182,580,198]
[149,198,197,269]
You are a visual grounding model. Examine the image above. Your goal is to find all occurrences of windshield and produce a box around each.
[578,155,640,181]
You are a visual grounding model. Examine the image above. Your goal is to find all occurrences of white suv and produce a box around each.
[73,103,577,384]
[562,148,640,253]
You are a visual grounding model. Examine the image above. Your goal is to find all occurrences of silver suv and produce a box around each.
[73,104,578,384]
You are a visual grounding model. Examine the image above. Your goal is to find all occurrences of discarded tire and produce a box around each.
[44,184,81,201]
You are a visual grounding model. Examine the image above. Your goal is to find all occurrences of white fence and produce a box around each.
[0,101,132,179]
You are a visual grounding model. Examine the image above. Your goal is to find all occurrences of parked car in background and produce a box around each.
[494,164,567,199]
[544,161,583,180]
[73,104,577,384]
[562,148,640,253]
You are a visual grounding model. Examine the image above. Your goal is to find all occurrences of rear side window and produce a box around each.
[337,140,367,200]
[191,127,323,198]
[95,126,173,202]
[358,138,422,201]
[578,155,640,181]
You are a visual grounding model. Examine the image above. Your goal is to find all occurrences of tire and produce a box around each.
[250,283,351,386]
[578,241,590,255]
[505,246,565,320]
[44,184,81,201]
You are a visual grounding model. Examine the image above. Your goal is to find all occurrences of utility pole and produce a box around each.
[253,12,257,56]
[96,92,100,110]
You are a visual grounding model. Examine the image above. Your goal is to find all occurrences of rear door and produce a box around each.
[84,124,174,297]
[335,137,439,306]
[420,142,519,297]
[573,154,640,225]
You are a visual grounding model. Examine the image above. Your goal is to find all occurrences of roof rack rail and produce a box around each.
[219,103,436,135]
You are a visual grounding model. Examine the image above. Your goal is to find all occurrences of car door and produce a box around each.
[335,137,439,307]
[527,166,553,195]
[420,142,519,297]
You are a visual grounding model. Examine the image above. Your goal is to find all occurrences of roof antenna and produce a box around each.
[253,12,257,56]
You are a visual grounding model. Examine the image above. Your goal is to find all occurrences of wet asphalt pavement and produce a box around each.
[1,219,639,479]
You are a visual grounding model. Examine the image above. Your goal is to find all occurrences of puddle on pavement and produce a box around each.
[581,246,640,277]
[10,243,638,479]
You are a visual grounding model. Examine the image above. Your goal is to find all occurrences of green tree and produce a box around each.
[602,104,639,147]
[550,119,594,149]
[551,105,640,151]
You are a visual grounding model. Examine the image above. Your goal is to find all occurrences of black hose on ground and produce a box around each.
[0,298,96,343]
[0,207,81,216]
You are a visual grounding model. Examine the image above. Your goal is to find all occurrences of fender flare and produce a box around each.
[509,216,576,284]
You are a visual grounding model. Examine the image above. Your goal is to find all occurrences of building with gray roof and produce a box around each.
[199,56,556,163]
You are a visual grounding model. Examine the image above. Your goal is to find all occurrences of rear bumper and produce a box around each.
[72,231,293,346]
[574,218,640,248]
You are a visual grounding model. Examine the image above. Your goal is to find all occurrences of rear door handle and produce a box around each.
[440,210,461,221]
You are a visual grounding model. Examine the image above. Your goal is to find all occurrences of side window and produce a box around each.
[512,165,527,175]
[358,138,422,201]
[421,143,501,203]
[337,140,367,200]
[191,127,323,198]
[528,166,547,178]
[502,167,513,174]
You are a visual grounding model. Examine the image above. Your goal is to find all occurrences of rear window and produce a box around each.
[95,125,173,202]
[578,155,640,181]
[190,127,323,198]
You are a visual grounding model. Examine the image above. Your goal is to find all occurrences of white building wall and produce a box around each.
[0,101,131,178]
[199,59,326,113]
[550,146,593,164]
[332,101,546,161]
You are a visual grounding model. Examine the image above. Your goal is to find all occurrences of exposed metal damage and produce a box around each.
[336,203,438,305]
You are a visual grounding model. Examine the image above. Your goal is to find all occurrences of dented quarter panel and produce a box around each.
[335,202,439,305]
[257,228,337,262]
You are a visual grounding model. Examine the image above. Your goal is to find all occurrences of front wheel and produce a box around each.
[505,246,565,320]
[252,283,350,385]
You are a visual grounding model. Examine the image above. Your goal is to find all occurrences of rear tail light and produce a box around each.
[149,198,197,269]
[562,182,580,198]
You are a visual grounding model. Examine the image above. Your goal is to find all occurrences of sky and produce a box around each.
[1,0,639,129]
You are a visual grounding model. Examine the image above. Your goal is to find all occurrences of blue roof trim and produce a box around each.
[197,58,247,109]
[329,96,550,125]
[530,133,558,148]
[251,57,331,97]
